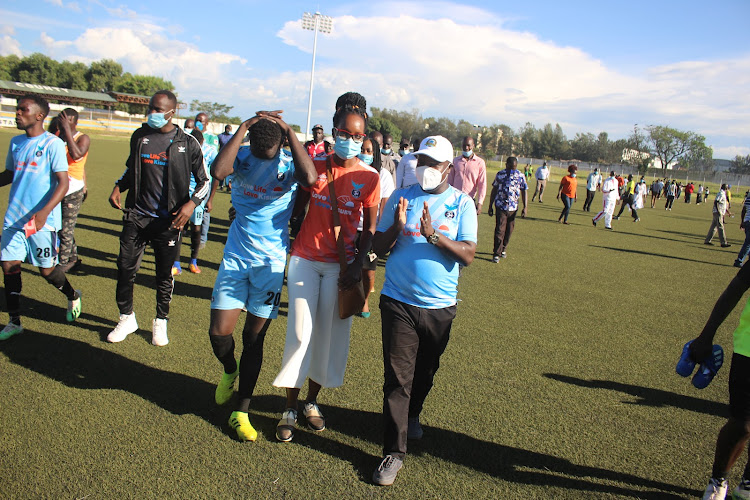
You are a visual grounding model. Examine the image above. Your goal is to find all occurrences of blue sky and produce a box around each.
[1,0,748,158]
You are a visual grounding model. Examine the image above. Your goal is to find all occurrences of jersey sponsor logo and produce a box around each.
[402,222,421,237]
[277,172,286,182]
[317,174,327,183]
[337,195,355,208]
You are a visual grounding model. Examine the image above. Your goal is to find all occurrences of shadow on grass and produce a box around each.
[544,373,728,418]
[655,229,706,241]
[0,329,221,424]
[77,212,123,227]
[590,245,733,267]
[246,395,695,498]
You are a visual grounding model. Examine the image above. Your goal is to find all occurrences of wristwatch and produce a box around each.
[427,232,440,245]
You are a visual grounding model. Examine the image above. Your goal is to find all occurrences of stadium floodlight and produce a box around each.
[301,11,333,141]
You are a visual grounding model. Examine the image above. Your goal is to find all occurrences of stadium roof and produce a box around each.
[0,80,118,105]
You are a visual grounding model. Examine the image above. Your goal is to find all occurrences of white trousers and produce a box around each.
[273,256,354,389]
[593,197,617,228]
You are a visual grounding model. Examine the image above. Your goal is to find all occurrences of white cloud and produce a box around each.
[44,0,63,5]
[0,35,22,57]
[0,25,15,36]
[714,146,750,159]
[274,7,750,155]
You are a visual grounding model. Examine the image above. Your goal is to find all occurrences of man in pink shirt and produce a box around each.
[447,136,487,215]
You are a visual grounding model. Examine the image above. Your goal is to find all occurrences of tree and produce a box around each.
[0,55,21,81]
[189,99,234,121]
[115,73,174,114]
[15,53,60,86]
[647,125,706,173]
[517,122,538,157]
[682,144,715,175]
[58,61,88,90]
[625,125,653,174]
[85,59,123,92]
[570,132,598,162]
[367,115,402,142]
[730,155,750,175]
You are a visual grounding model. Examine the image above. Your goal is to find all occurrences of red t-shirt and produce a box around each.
[293,157,380,263]
[686,183,695,194]
[305,141,326,158]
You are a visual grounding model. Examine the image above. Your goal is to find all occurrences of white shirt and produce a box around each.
[714,190,728,215]
[396,152,418,188]
[535,166,549,180]
[586,172,601,191]
[601,177,619,201]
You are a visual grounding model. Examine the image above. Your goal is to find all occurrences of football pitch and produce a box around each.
[0,127,744,499]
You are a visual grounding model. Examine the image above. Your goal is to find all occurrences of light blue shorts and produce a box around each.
[211,255,285,319]
[190,204,205,225]
[0,228,58,268]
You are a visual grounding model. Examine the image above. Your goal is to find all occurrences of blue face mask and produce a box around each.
[571,173,577,178]
[462,150,473,158]
[358,153,374,165]
[147,112,171,129]
[195,121,204,131]
[381,148,391,155]
[334,136,362,160]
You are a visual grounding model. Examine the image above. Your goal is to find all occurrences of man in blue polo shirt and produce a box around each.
[371,135,477,486]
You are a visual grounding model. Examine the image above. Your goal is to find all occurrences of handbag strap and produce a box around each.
[326,157,349,272]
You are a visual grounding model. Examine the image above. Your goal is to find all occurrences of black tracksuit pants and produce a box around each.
[116,212,181,319]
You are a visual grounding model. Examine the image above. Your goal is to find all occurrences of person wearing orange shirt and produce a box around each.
[272,92,380,443]
[557,164,578,224]
[49,108,90,273]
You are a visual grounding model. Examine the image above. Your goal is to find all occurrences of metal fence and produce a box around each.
[487,155,750,190]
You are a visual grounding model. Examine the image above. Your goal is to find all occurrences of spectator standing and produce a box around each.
[217,124,233,150]
[448,136,487,215]
[49,108,90,273]
[582,168,601,212]
[557,164,578,224]
[304,123,326,158]
[488,157,527,262]
[666,180,677,210]
[531,161,549,202]
[592,171,620,230]
[705,184,732,248]
[370,135,477,486]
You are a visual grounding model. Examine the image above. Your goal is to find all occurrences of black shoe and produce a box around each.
[722,244,732,248]
[592,219,597,227]
[705,242,714,246]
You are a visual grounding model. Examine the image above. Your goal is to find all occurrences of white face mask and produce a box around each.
[416,165,445,192]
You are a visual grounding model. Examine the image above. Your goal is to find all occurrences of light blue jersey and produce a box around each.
[224,146,297,266]
[4,132,68,231]
[377,184,478,309]
[190,142,217,204]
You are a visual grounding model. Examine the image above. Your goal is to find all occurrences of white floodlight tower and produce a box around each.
[301,11,333,141]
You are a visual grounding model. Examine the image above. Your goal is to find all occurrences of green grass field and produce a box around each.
[0,127,745,499]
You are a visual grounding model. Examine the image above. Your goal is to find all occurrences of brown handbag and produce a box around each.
[326,158,366,319]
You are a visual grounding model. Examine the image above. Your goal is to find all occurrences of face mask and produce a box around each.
[381,148,391,155]
[195,121,204,131]
[357,153,374,166]
[184,127,193,134]
[571,173,577,178]
[399,149,408,156]
[416,165,445,192]
[462,150,473,158]
[334,136,362,160]
[147,111,171,129]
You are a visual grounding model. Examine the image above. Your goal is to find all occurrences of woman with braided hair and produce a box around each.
[272,92,381,442]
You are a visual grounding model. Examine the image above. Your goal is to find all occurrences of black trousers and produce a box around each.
[665,195,675,209]
[380,295,456,459]
[116,212,180,319]
[583,190,596,211]
[493,209,517,256]
[616,194,634,217]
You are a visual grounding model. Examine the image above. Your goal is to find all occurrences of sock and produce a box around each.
[190,258,198,267]
[209,334,236,374]
[4,271,21,324]
[190,227,201,260]
[237,332,266,413]
[43,266,77,300]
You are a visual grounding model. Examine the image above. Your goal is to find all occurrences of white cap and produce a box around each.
[413,136,453,164]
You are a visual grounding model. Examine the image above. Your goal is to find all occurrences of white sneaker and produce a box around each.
[151,318,168,346]
[703,478,728,500]
[733,477,750,499]
[107,313,138,343]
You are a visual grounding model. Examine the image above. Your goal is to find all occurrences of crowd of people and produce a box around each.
[3,91,750,495]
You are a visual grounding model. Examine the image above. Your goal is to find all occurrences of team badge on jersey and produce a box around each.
[277,172,286,182]
[35,150,43,157]
[444,201,459,220]
[351,181,364,198]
